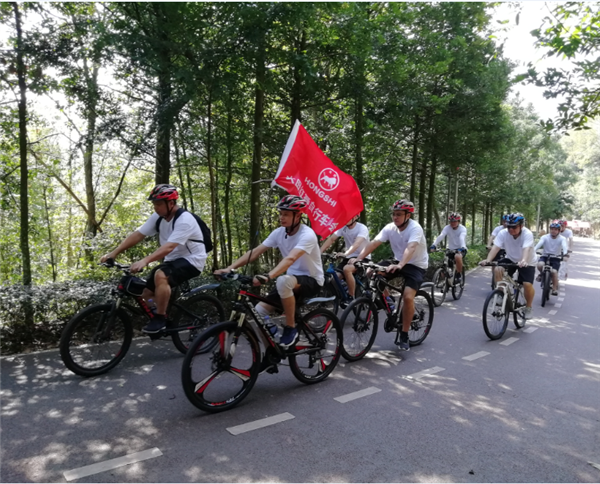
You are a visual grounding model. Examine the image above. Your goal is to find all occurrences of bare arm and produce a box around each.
[267,248,306,279]
[354,240,383,261]
[101,230,146,262]
[343,236,366,257]
[216,244,270,273]
[130,241,179,273]
[320,234,339,253]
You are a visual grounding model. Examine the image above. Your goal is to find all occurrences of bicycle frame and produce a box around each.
[323,256,366,300]
[494,273,524,314]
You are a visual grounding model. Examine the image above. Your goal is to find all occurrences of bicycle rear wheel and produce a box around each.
[170,293,226,354]
[181,321,260,413]
[289,308,342,384]
[408,290,434,346]
[482,289,508,340]
[314,278,340,315]
[452,269,465,300]
[340,297,378,361]
[541,271,550,307]
[60,304,132,377]
[431,268,448,307]
[513,288,527,329]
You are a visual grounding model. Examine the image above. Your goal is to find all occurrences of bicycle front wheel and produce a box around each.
[340,297,378,361]
[452,269,465,300]
[289,308,342,384]
[513,288,527,329]
[541,271,550,307]
[181,321,260,413]
[170,293,226,354]
[482,289,508,340]
[431,268,448,307]
[60,303,132,377]
[408,290,434,346]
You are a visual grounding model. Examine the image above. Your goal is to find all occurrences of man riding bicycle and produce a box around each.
[100,184,207,333]
[320,213,370,299]
[479,212,537,319]
[535,220,569,296]
[429,212,467,283]
[350,199,429,351]
[214,195,324,349]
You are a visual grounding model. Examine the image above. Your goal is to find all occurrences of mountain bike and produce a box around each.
[430,249,466,306]
[181,272,342,413]
[317,253,368,314]
[60,260,225,377]
[338,261,434,361]
[481,262,528,340]
[537,252,563,307]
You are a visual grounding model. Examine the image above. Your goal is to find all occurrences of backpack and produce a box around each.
[155,208,213,253]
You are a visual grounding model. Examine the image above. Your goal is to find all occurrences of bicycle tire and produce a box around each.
[482,289,508,340]
[170,293,225,354]
[60,303,133,377]
[181,321,260,413]
[452,268,465,300]
[513,288,527,329]
[408,290,434,346]
[289,308,342,384]
[339,297,378,361]
[431,268,447,307]
[491,268,497,290]
[541,271,551,307]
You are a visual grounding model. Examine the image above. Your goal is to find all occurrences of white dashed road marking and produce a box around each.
[557,297,564,302]
[548,310,558,315]
[63,448,162,481]
[334,386,382,403]
[500,337,519,346]
[462,351,490,361]
[554,303,562,308]
[405,366,445,380]
[523,327,538,333]
[227,412,295,435]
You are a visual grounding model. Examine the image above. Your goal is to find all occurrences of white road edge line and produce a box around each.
[334,386,382,403]
[227,412,295,435]
[405,366,445,380]
[63,448,162,482]
[500,337,519,346]
[462,351,490,361]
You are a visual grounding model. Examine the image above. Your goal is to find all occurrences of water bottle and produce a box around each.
[386,296,395,312]
[264,315,278,338]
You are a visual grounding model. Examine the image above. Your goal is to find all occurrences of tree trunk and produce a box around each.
[290,29,306,129]
[83,61,99,238]
[409,115,419,202]
[426,153,438,242]
[206,91,218,270]
[225,111,233,264]
[471,202,476,246]
[355,93,365,223]
[42,183,57,282]
[173,136,188,210]
[155,71,172,184]
[418,158,427,226]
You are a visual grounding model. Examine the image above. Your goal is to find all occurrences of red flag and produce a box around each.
[273,120,364,238]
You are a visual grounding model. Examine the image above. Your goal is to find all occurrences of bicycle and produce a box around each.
[318,253,368,314]
[481,262,528,340]
[537,252,563,307]
[430,249,466,306]
[181,272,342,413]
[486,248,506,289]
[59,259,225,377]
[338,261,434,361]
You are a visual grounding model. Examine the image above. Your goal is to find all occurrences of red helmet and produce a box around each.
[276,195,307,212]
[448,212,461,222]
[560,220,568,227]
[391,199,415,213]
[148,184,179,201]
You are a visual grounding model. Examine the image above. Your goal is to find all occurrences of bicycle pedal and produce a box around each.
[266,366,279,374]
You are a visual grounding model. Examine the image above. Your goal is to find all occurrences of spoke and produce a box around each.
[194,370,220,394]
[228,367,252,382]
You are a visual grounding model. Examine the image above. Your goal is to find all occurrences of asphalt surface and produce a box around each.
[1,237,599,483]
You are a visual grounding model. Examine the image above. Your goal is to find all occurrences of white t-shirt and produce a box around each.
[491,225,504,237]
[262,224,324,286]
[374,220,429,270]
[535,234,568,257]
[138,211,207,271]
[433,224,467,250]
[334,222,371,258]
[494,227,537,265]
[562,228,573,239]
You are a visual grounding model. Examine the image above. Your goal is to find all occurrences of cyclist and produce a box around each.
[100,184,207,333]
[535,220,569,296]
[479,213,537,319]
[214,195,324,348]
[429,212,467,283]
[487,214,508,251]
[559,220,574,252]
[350,199,429,351]
[320,213,370,299]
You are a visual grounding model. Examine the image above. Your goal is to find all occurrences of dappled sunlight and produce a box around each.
[564,277,600,289]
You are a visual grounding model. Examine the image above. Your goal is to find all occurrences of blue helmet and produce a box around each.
[502,214,509,222]
[506,213,525,227]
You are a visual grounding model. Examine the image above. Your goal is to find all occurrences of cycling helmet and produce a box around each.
[502,214,509,222]
[550,220,561,229]
[276,195,307,212]
[148,184,179,201]
[448,212,461,222]
[560,220,568,227]
[505,212,525,227]
[391,199,415,213]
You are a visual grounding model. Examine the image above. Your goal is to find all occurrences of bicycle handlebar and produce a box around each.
[100,258,131,271]
[481,261,530,268]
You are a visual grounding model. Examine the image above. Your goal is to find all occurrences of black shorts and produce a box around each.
[336,257,352,272]
[145,258,201,293]
[377,260,426,291]
[263,275,321,307]
[539,256,561,271]
[492,249,506,262]
[498,257,535,285]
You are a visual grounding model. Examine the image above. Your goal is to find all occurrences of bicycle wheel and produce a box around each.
[170,293,226,354]
[314,278,340,315]
[491,268,497,290]
[339,297,378,361]
[408,290,434,346]
[452,268,465,300]
[431,268,448,307]
[181,321,260,413]
[513,288,527,329]
[60,303,132,377]
[482,289,508,340]
[541,271,550,307]
[289,308,342,384]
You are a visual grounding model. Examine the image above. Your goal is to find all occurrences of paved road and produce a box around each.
[2,237,599,483]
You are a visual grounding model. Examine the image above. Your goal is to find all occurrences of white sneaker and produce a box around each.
[523,307,533,320]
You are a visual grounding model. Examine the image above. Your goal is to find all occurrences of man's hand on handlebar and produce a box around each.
[479,259,492,267]
[253,274,271,287]
[130,259,147,274]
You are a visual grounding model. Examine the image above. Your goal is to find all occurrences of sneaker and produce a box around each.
[142,316,166,333]
[523,307,533,320]
[397,331,410,351]
[551,290,558,296]
[279,326,299,349]
[536,274,542,282]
